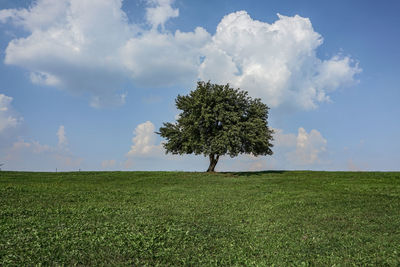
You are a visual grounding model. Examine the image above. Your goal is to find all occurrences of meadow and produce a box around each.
[0,171,399,265]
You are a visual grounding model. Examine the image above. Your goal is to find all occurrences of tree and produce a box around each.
[158,81,274,172]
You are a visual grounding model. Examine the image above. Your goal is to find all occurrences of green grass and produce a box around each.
[0,171,399,266]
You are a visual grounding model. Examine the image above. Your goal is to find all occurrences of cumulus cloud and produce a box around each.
[122,122,328,171]
[146,0,179,30]
[126,121,162,157]
[30,71,61,86]
[0,94,22,134]
[275,127,327,165]
[6,139,52,159]
[124,120,209,171]
[199,12,361,110]
[217,127,327,171]
[0,0,68,31]
[1,0,133,107]
[121,121,328,171]
[293,128,327,164]
[124,120,169,170]
[273,128,297,148]
[0,93,83,171]
[4,138,83,170]
[57,125,68,148]
[121,26,210,87]
[1,1,360,110]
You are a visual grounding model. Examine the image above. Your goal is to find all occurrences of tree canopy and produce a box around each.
[158,81,274,172]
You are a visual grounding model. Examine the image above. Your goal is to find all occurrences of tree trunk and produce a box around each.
[206,154,219,172]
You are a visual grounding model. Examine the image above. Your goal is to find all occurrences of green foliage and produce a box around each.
[159,81,273,171]
[1,171,400,265]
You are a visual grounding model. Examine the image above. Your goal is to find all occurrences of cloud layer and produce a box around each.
[217,127,328,171]
[200,12,361,110]
[57,125,67,148]
[126,121,162,157]
[123,120,328,171]
[275,127,327,165]
[1,0,360,109]
[0,94,22,134]
[2,125,83,171]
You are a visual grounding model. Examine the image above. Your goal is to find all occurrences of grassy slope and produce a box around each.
[0,171,399,265]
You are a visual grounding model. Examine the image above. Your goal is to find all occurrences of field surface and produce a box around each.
[0,171,399,265]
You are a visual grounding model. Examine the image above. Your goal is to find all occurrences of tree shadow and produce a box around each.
[221,170,287,177]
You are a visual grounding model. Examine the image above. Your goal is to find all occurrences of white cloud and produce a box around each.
[6,139,52,158]
[1,0,133,108]
[30,71,60,86]
[121,121,329,171]
[0,0,68,31]
[284,127,327,165]
[123,120,208,171]
[199,12,361,110]
[124,120,174,170]
[3,127,83,171]
[0,94,22,134]
[273,128,297,147]
[31,140,52,153]
[101,159,116,169]
[8,139,31,151]
[218,127,327,171]
[1,2,360,110]
[121,27,210,87]
[0,95,82,171]
[126,121,162,157]
[146,0,179,30]
[272,127,328,166]
[57,125,67,148]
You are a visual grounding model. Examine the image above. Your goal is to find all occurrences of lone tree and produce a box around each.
[158,81,274,172]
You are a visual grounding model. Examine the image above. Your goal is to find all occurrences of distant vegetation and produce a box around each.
[1,171,399,265]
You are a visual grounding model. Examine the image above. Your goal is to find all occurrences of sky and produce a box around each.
[0,0,399,172]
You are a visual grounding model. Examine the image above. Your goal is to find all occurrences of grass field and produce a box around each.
[0,171,399,265]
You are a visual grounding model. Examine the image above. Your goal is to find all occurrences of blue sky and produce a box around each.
[0,0,399,171]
